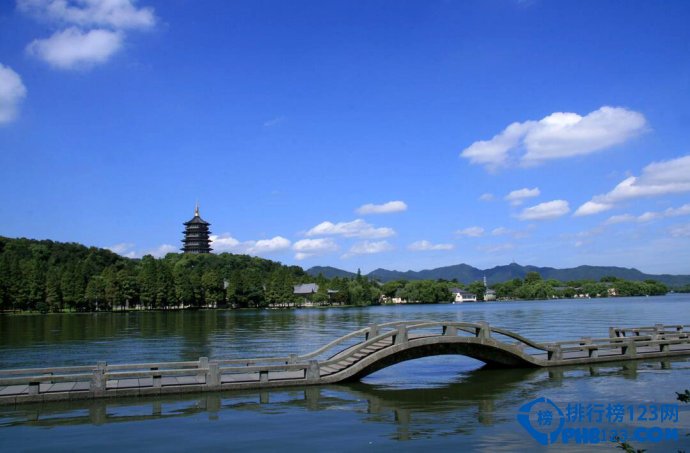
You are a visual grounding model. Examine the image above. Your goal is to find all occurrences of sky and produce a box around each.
[1,0,690,275]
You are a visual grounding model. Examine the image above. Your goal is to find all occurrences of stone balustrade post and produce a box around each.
[609,327,617,338]
[198,357,209,380]
[91,361,107,396]
[366,324,379,340]
[548,345,562,362]
[288,354,297,364]
[207,361,220,389]
[394,325,408,345]
[443,325,457,336]
[151,367,161,388]
[306,360,320,381]
[623,339,637,357]
[28,381,40,395]
[477,322,491,342]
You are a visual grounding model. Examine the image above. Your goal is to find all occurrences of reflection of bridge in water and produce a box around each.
[1,359,684,442]
[1,321,690,405]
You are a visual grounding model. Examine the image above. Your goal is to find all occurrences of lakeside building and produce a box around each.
[181,203,212,254]
[294,283,319,295]
[451,288,477,303]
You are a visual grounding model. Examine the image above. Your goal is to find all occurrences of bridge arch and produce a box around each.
[343,340,538,381]
[317,332,543,384]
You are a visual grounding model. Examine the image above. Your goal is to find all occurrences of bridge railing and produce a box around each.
[609,324,690,338]
[0,358,214,397]
[313,321,557,370]
[543,326,690,360]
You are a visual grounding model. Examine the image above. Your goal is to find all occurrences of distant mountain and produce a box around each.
[306,266,357,279]
[311,263,690,288]
[368,264,480,283]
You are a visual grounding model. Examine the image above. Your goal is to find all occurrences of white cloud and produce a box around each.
[0,64,27,124]
[106,242,137,258]
[248,236,291,254]
[505,187,540,205]
[18,0,156,30]
[666,204,690,217]
[342,240,394,258]
[604,203,690,225]
[574,201,613,217]
[20,0,156,70]
[460,121,532,171]
[479,193,494,202]
[145,244,177,258]
[637,211,659,223]
[670,223,690,238]
[460,106,646,171]
[407,240,454,251]
[518,200,570,220]
[356,200,408,215]
[575,155,690,216]
[491,227,510,236]
[306,219,395,239]
[292,238,339,260]
[27,27,123,69]
[107,242,175,258]
[456,226,485,237]
[604,214,636,225]
[209,233,240,252]
[210,233,291,256]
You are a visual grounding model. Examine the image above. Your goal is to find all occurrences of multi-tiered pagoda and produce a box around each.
[181,203,212,254]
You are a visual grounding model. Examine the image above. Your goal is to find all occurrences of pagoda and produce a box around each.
[181,203,212,254]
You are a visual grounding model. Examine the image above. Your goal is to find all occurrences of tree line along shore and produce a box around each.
[0,236,680,314]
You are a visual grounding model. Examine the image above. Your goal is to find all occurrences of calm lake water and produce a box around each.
[1,295,690,451]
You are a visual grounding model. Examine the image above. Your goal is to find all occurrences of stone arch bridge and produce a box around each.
[1,321,690,405]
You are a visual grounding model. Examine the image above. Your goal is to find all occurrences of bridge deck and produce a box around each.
[1,321,689,405]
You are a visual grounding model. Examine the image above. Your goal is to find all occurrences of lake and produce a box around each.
[1,295,689,451]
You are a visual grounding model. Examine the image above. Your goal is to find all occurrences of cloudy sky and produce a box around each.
[1,1,690,274]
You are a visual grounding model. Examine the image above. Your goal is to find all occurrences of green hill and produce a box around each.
[320,263,690,288]
[306,266,357,279]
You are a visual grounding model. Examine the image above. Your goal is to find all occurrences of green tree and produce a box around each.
[468,281,486,301]
[85,275,106,311]
[524,271,542,285]
[201,269,224,307]
[138,255,159,309]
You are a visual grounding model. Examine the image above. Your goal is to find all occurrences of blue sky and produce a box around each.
[1,0,690,274]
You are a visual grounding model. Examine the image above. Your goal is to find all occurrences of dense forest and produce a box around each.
[0,236,384,312]
[0,237,671,313]
[379,272,668,302]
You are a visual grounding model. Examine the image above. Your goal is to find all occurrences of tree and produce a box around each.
[524,272,542,285]
[201,269,224,307]
[85,276,106,311]
[45,268,63,312]
[381,280,406,297]
[468,281,486,301]
[139,255,159,309]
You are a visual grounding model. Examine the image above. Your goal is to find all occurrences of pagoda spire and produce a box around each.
[195,201,200,217]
